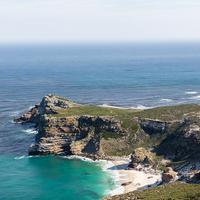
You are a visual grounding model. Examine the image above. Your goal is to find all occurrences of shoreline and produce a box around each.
[60,155,162,196]
[106,158,162,196]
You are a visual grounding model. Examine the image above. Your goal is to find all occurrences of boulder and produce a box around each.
[162,167,177,183]
[128,147,155,168]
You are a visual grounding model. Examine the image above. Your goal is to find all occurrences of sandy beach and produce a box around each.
[107,159,162,196]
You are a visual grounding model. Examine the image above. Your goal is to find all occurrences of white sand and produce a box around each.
[107,159,162,196]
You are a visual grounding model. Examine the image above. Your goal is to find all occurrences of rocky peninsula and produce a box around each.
[16,94,200,199]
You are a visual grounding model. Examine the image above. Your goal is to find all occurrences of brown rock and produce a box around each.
[128,147,155,168]
[121,182,132,186]
[162,167,177,183]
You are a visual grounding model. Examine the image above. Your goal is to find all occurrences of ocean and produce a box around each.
[1,43,200,200]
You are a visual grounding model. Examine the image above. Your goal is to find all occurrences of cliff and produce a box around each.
[16,95,200,197]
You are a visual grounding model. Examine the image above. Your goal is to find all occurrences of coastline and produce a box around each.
[13,94,200,199]
[66,155,162,197]
[105,158,162,197]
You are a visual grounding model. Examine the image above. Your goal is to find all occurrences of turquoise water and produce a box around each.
[1,43,200,199]
[0,156,115,200]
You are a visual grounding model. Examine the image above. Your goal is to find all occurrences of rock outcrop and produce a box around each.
[16,95,200,185]
[157,116,200,161]
[16,95,123,159]
[15,105,39,125]
[128,147,156,168]
[139,119,168,134]
[162,167,177,183]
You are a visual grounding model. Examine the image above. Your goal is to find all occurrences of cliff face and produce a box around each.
[16,95,124,159]
[156,116,200,161]
[16,95,200,181]
[30,115,123,159]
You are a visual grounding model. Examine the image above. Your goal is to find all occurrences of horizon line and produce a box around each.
[1,40,200,46]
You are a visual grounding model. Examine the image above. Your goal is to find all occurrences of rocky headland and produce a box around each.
[16,94,200,199]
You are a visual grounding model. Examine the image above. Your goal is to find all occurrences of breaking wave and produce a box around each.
[22,128,38,135]
[160,98,173,102]
[185,91,198,95]
[99,104,152,110]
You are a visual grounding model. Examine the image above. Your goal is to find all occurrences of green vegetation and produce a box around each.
[53,105,138,118]
[52,104,200,122]
[48,102,200,156]
[136,104,200,121]
[105,182,200,200]
[101,130,122,140]
[52,105,140,131]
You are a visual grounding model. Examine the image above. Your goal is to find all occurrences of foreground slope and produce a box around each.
[104,182,200,200]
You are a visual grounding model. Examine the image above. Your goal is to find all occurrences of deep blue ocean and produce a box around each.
[1,43,200,200]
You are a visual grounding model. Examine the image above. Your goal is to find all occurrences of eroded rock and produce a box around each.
[162,167,177,183]
[128,147,155,168]
[16,95,124,158]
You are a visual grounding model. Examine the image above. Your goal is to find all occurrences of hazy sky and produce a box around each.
[0,0,200,43]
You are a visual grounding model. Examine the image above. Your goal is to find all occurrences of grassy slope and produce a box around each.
[105,182,200,200]
[52,104,200,121]
[48,103,200,156]
[51,104,200,137]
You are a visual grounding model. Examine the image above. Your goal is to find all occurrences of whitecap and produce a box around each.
[130,105,152,110]
[99,104,128,110]
[99,104,152,110]
[64,155,96,163]
[22,128,38,135]
[14,155,37,160]
[190,95,200,100]
[160,98,173,102]
[14,155,26,160]
[185,91,198,95]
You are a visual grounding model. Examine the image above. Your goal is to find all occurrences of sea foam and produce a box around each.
[99,104,130,109]
[130,105,152,110]
[63,155,124,195]
[99,104,152,110]
[190,95,200,100]
[160,98,173,102]
[185,91,198,95]
[14,155,26,160]
[22,128,38,135]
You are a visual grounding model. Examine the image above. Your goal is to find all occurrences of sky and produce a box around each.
[0,0,200,43]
